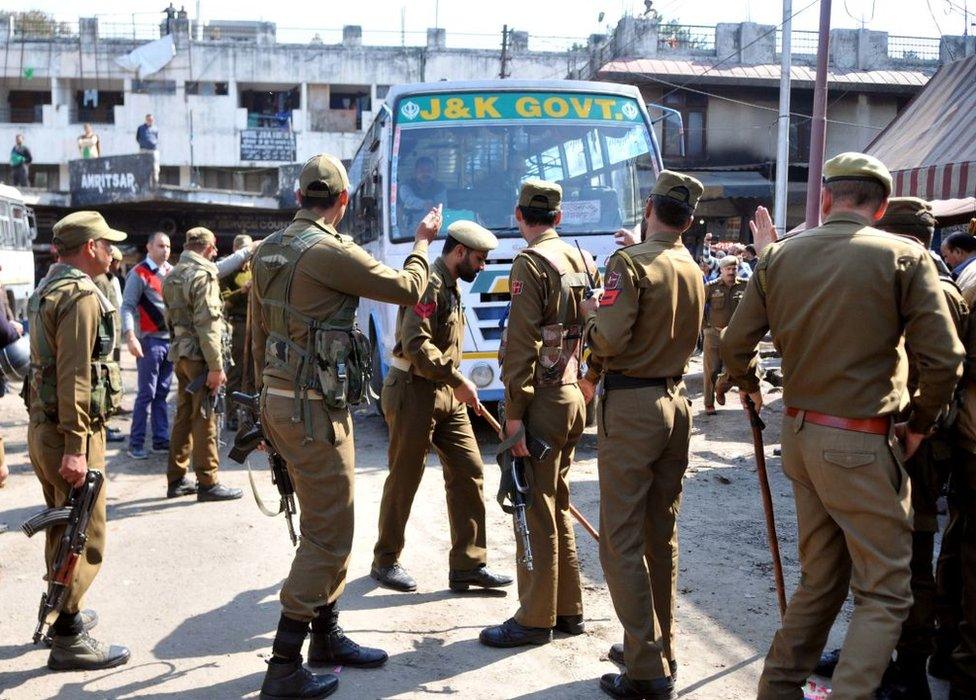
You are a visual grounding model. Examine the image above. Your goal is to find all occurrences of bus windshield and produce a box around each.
[390,91,657,241]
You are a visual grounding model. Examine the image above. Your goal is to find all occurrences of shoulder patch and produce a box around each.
[605,270,621,290]
[599,289,621,307]
[511,280,524,296]
[413,301,436,319]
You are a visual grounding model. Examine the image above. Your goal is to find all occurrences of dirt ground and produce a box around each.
[0,354,951,699]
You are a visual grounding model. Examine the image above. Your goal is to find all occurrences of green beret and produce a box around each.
[877,197,936,236]
[185,226,217,246]
[52,211,127,248]
[447,220,498,252]
[651,170,704,210]
[300,154,350,199]
[823,152,892,197]
[518,179,562,211]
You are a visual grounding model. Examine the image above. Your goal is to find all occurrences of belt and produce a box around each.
[603,373,681,391]
[785,407,890,435]
[265,386,324,401]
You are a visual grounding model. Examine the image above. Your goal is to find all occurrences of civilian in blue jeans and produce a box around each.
[121,232,173,459]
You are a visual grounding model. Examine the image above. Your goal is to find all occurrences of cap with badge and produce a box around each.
[518,179,562,211]
[300,154,350,198]
[651,170,704,210]
[446,220,498,252]
[822,152,892,197]
[52,211,127,248]
[185,226,217,246]
[718,255,739,269]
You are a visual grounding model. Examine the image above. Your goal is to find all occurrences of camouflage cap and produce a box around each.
[109,245,123,261]
[52,211,127,248]
[232,234,253,251]
[718,255,739,269]
[651,170,704,209]
[447,220,498,252]
[877,197,936,234]
[185,226,217,246]
[299,154,350,199]
[823,152,892,197]
[518,179,562,211]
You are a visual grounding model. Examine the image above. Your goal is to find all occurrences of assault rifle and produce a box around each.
[22,470,104,644]
[187,372,227,447]
[229,392,297,546]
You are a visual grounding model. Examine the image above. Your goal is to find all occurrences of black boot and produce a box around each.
[599,672,675,699]
[308,604,387,668]
[607,645,678,682]
[260,657,338,700]
[370,564,417,592]
[167,477,197,498]
[876,653,931,700]
[553,614,585,635]
[479,617,551,647]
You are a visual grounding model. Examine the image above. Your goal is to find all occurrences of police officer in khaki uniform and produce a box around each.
[702,255,748,415]
[220,234,253,430]
[580,172,705,699]
[719,153,964,699]
[92,245,126,443]
[371,220,513,593]
[480,179,597,648]
[249,154,439,699]
[26,211,130,670]
[162,227,242,502]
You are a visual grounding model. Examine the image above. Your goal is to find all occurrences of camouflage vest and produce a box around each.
[26,265,120,424]
[252,222,371,437]
[501,246,594,387]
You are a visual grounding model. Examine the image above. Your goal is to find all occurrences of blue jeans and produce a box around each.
[129,336,173,449]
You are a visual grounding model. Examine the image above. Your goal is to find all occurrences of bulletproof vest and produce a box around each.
[252,222,371,438]
[25,264,120,424]
[500,245,594,387]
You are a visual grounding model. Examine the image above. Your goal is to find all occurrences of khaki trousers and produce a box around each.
[167,357,219,487]
[598,382,688,680]
[373,369,487,570]
[226,318,247,397]
[261,390,355,622]
[27,421,107,614]
[758,415,913,700]
[513,384,585,629]
[701,326,722,408]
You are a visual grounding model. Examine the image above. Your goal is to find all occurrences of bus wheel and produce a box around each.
[370,328,385,418]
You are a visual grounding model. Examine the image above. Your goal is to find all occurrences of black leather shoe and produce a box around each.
[308,607,387,668]
[260,657,338,699]
[876,654,931,700]
[197,483,243,502]
[607,645,678,682]
[479,618,551,648]
[370,564,417,592]
[167,477,197,498]
[553,614,585,635]
[599,672,675,699]
[814,648,841,678]
[448,565,513,592]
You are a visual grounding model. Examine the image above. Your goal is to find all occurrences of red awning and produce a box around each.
[867,56,976,200]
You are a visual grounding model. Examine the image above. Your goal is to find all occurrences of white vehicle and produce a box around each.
[0,184,38,318]
[347,80,664,403]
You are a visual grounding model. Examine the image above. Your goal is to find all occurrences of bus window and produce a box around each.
[12,206,31,249]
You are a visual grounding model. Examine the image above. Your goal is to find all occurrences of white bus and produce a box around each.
[346,80,664,403]
[0,184,38,318]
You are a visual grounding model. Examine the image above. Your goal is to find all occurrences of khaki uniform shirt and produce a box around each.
[585,231,704,381]
[251,209,430,392]
[163,250,225,371]
[704,277,748,329]
[28,264,102,454]
[392,256,464,387]
[721,212,964,433]
[502,229,595,420]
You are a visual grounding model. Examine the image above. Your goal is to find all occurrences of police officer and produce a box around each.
[220,234,253,430]
[480,179,596,648]
[580,172,705,699]
[162,227,242,502]
[249,154,438,699]
[92,245,126,442]
[702,255,748,415]
[371,220,512,593]
[26,211,130,670]
[719,153,964,699]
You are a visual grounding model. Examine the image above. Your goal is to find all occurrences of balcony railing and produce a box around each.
[657,24,716,54]
[887,35,940,62]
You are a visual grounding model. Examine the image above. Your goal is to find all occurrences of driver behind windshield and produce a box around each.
[400,156,447,231]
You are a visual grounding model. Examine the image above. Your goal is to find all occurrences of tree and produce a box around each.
[12,11,73,38]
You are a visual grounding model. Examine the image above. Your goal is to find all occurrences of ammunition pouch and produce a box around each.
[314,327,372,410]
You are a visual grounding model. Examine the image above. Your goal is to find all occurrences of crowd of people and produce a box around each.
[0,148,974,700]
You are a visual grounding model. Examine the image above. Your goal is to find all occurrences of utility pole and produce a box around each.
[804,0,831,229]
[773,0,792,235]
[499,25,510,79]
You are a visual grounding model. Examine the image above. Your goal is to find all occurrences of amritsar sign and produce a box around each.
[70,153,154,206]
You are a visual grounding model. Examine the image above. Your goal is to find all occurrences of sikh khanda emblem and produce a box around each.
[400,101,420,120]
[621,102,639,120]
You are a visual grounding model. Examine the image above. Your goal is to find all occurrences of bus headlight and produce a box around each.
[470,362,494,388]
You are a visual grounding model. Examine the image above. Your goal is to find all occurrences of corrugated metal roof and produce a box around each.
[867,55,976,173]
[598,58,932,88]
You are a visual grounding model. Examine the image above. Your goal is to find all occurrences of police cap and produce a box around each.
[823,152,893,197]
[447,220,498,252]
[718,255,739,269]
[299,154,349,199]
[518,179,562,211]
[651,170,704,209]
[52,211,127,248]
[877,197,936,238]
